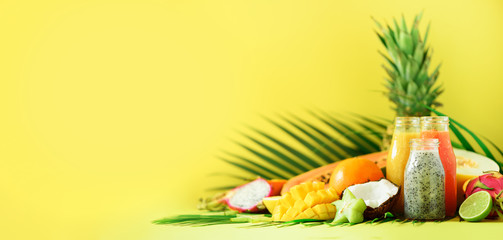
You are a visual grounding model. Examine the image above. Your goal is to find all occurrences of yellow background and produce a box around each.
[1,0,502,239]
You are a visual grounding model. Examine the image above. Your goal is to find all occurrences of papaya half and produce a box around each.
[281,152,388,195]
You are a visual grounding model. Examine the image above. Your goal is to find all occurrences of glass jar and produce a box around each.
[404,138,445,220]
[386,117,420,216]
[420,116,457,217]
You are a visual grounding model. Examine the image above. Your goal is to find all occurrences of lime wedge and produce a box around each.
[459,191,492,222]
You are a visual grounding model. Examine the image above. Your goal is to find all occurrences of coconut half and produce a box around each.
[345,178,399,219]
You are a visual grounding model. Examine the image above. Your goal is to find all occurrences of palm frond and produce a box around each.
[426,107,503,172]
[265,116,333,165]
[218,112,386,181]
[218,109,503,182]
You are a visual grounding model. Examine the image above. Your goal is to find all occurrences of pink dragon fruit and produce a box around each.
[465,171,503,218]
[223,178,273,213]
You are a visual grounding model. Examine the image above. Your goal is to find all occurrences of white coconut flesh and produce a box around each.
[346,179,398,209]
[228,179,271,209]
[454,148,500,176]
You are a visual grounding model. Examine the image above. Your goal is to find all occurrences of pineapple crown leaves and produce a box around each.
[373,13,443,117]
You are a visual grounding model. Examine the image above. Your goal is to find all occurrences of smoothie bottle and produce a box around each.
[404,138,445,220]
[420,116,457,217]
[386,117,420,216]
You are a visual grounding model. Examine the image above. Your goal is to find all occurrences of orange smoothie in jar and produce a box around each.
[421,117,457,217]
[386,117,420,216]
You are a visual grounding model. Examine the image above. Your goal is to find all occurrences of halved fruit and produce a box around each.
[345,179,399,219]
[459,191,493,222]
[455,148,500,206]
[224,178,272,212]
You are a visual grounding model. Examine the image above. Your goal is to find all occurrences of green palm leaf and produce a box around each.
[281,115,341,163]
[425,107,503,171]
[219,110,503,182]
[233,141,299,176]
[312,112,375,154]
[326,114,381,152]
[265,117,332,166]
[238,131,310,173]
[292,116,358,157]
[219,113,385,181]
[247,126,321,169]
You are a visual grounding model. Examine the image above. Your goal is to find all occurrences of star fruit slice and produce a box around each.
[332,189,367,224]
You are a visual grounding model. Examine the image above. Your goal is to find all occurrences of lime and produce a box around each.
[459,191,493,222]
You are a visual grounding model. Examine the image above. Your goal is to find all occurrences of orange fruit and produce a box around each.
[329,158,384,196]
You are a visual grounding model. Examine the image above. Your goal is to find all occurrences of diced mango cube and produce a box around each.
[290,185,307,200]
[303,207,317,219]
[293,199,308,212]
[262,196,281,214]
[313,181,325,190]
[326,203,336,214]
[280,193,295,207]
[301,181,314,193]
[313,204,332,220]
[281,207,300,221]
[317,190,330,203]
[295,211,309,220]
[272,205,281,221]
[279,205,289,215]
[304,191,320,207]
[318,212,330,220]
[312,204,328,216]
[326,187,339,201]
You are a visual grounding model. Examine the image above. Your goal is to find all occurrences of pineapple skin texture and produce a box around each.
[269,181,339,221]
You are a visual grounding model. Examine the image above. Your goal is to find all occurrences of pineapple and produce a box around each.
[264,181,339,221]
[374,13,442,117]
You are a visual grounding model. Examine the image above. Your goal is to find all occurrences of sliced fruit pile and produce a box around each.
[264,181,339,221]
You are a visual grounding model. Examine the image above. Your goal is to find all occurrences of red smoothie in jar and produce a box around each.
[420,117,457,217]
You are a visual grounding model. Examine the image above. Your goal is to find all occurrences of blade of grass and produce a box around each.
[153,213,238,226]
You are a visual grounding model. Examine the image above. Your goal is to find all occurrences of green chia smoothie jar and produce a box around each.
[404,138,445,220]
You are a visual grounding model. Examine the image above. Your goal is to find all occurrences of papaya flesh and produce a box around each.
[268,179,287,196]
[281,152,388,195]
